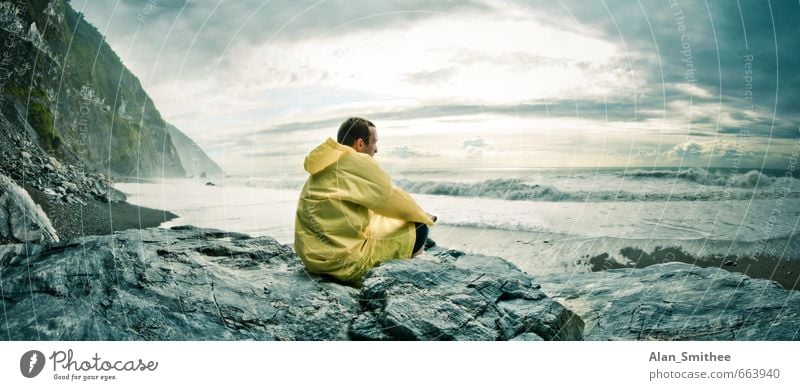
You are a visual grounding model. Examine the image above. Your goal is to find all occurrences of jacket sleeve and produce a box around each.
[335,153,435,226]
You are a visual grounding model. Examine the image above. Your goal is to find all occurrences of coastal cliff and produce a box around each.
[1,0,219,240]
[0,0,188,178]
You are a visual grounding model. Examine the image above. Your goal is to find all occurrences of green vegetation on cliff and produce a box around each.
[5,87,62,155]
[27,96,61,154]
[1,0,186,177]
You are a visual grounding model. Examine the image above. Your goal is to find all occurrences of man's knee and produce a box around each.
[412,222,428,255]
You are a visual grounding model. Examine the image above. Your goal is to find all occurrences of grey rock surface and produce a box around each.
[0,226,357,340]
[350,249,584,340]
[0,174,59,244]
[537,262,800,340]
[0,225,581,340]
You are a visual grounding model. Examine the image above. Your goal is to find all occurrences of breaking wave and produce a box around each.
[394,176,799,202]
[394,178,572,201]
[617,167,776,188]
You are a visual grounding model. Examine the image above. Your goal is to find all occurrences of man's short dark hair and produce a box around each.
[337,117,375,147]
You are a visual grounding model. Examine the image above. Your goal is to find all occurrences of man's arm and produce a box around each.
[373,185,436,226]
[333,153,435,226]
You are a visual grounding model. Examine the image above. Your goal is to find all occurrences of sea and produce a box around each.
[115,166,800,279]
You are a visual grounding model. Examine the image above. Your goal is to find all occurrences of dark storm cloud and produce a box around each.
[522,0,800,139]
[718,126,799,139]
[240,0,798,141]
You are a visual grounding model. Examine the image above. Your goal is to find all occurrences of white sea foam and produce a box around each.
[617,167,775,188]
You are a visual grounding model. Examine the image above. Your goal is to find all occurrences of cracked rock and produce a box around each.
[537,262,800,340]
[349,248,584,341]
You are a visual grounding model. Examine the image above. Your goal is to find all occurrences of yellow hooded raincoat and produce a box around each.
[294,138,435,283]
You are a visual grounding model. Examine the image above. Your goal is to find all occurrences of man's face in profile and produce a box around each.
[358,126,378,157]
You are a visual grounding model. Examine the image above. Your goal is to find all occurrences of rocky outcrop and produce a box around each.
[352,249,584,340]
[0,226,356,340]
[0,174,58,244]
[0,226,582,341]
[537,262,800,340]
[0,131,127,205]
[6,221,794,341]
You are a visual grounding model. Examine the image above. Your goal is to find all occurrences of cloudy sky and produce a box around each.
[76,0,800,176]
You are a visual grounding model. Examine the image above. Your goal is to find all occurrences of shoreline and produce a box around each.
[21,181,800,292]
[433,224,800,291]
[24,184,178,241]
[589,248,800,291]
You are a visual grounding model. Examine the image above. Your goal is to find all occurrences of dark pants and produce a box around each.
[412,222,428,254]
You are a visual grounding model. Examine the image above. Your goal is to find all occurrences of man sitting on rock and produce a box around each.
[294,117,437,284]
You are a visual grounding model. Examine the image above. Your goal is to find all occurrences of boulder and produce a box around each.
[94,186,127,203]
[537,262,800,340]
[350,249,584,340]
[0,174,59,244]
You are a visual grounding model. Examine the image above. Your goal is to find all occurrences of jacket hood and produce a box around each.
[303,138,354,175]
